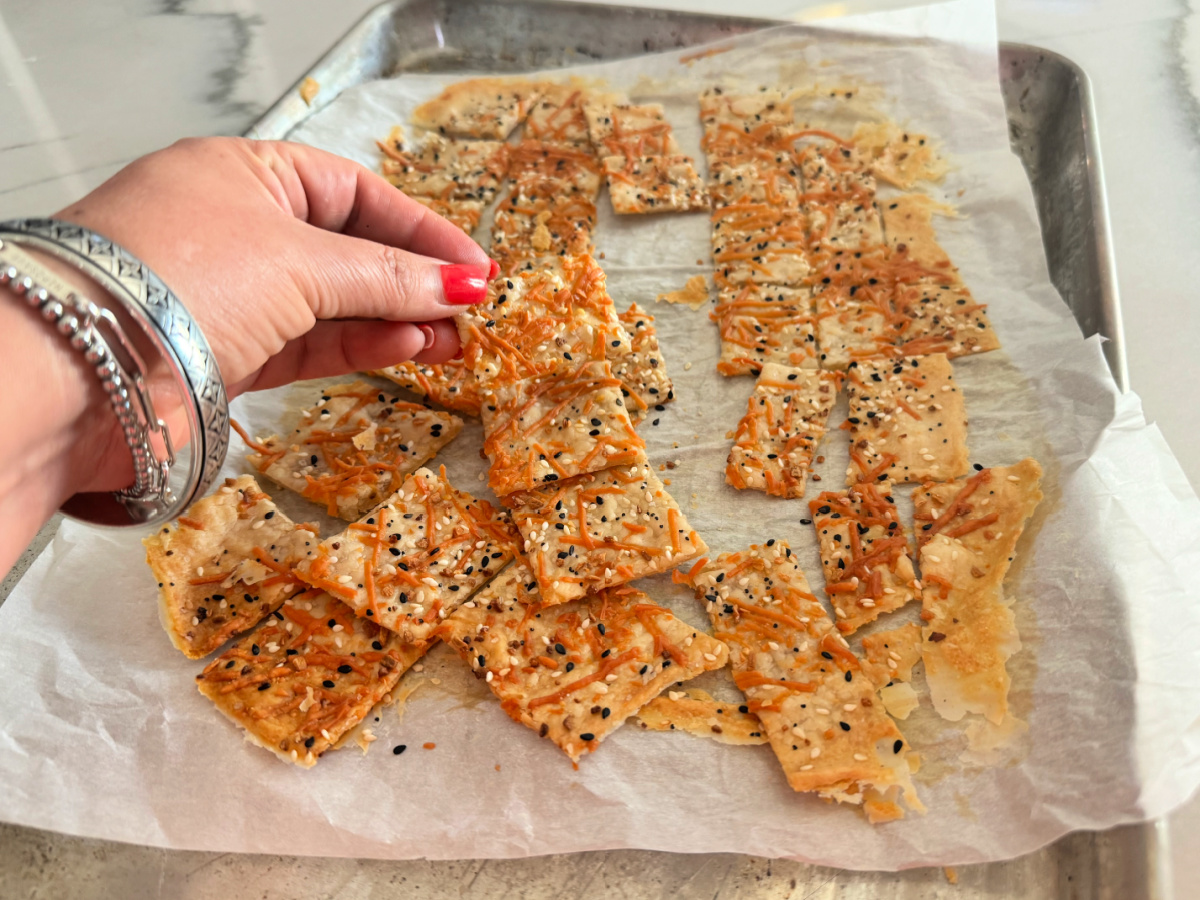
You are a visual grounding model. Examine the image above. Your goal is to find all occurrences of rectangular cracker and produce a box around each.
[844,354,969,485]
[725,365,838,499]
[481,360,645,496]
[699,88,794,129]
[805,196,884,254]
[713,284,817,376]
[893,278,1001,359]
[681,542,921,820]
[507,139,604,200]
[797,142,877,196]
[711,204,811,287]
[813,279,894,371]
[701,123,797,169]
[506,459,707,605]
[808,481,920,633]
[602,155,710,214]
[584,99,680,158]
[412,77,541,139]
[293,467,520,643]
[611,302,674,422]
[709,159,804,208]
[196,588,429,767]
[860,624,923,688]
[523,83,593,145]
[880,194,959,277]
[378,134,510,203]
[490,192,596,268]
[850,122,948,190]
[633,689,768,745]
[239,381,463,521]
[368,360,483,417]
[441,560,728,762]
[410,197,485,235]
[457,255,629,382]
[913,458,1043,724]
[145,475,319,659]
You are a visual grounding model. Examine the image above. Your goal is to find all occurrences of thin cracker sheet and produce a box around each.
[4,0,1200,871]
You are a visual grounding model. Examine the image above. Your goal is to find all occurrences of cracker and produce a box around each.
[709,159,804,207]
[913,458,1043,724]
[713,284,817,376]
[813,279,894,371]
[490,192,596,268]
[507,139,604,200]
[457,255,629,382]
[611,302,674,422]
[368,360,483,417]
[293,467,520,643]
[808,481,920,633]
[239,382,463,521]
[844,354,969,485]
[412,77,541,139]
[602,155,710,214]
[196,588,429,767]
[893,278,1001,359]
[442,561,727,761]
[145,475,319,659]
[634,689,768,745]
[409,197,484,235]
[699,88,793,129]
[523,83,593,145]
[850,122,947,190]
[378,134,510,203]
[507,460,707,605]
[702,123,797,169]
[481,360,645,496]
[860,624,923,687]
[880,194,959,277]
[681,542,921,819]
[711,204,811,286]
[725,365,838,499]
[805,196,884,254]
[797,142,877,196]
[584,99,680,158]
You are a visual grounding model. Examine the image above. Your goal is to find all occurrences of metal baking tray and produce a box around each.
[0,2,1148,897]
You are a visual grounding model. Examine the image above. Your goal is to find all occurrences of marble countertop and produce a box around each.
[2,0,1198,896]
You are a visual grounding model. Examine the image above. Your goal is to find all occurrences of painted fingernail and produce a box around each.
[488,258,500,280]
[419,324,436,350]
[441,264,488,305]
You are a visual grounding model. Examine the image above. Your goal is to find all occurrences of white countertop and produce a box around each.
[2,0,1198,894]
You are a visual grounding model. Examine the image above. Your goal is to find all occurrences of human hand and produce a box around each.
[56,136,494,397]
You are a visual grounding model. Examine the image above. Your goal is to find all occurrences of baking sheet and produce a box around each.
[2,0,1200,871]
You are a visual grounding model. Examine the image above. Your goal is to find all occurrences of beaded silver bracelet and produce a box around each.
[0,219,228,527]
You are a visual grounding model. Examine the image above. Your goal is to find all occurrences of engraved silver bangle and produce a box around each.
[0,219,229,527]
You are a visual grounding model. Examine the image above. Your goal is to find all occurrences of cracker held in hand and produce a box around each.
[808,481,920,633]
[237,382,463,521]
[725,365,838,500]
[914,458,1043,724]
[843,354,969,486]
[611,302,674,422]
[412,77,541,139]
[409,197,485,235]
[377,133,510,203]
[293,468,520,643]
[145,475,318,659]
[481,360,644,496]
[196,588,428,767]
[679,542,922,822]
[369,360,483,417]
[507,459,707,606]
[440,559,728,762]
[602,155,710,215]
[457,255,629,383]
[713,284,818,376]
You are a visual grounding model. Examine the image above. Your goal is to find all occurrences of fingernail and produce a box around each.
[441,264,488,305]
[452,346,464,360]
[419,324,436,350]
[488,258,500,280]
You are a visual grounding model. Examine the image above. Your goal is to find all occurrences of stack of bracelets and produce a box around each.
[0,219,228,528]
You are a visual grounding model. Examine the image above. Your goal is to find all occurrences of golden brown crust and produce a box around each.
[523,83,594,146]
[378,133,510,203]
[860,624,923,687]
[634,690,767,745]
[713,284,817,376]
[368,360,483,417]
[880,194,958,276]
[412,78,541,139]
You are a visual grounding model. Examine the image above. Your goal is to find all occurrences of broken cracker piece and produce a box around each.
[880,194,959,277]
[635,690,767,745]
[368,360,483,417]
[612,303,674,423]
[893,278,1000,359]
[860,624,923,687]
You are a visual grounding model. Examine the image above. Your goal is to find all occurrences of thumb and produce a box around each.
[291,226,494,322]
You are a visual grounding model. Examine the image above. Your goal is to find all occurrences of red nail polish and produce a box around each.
[452,346,464,360]
[419,324,436,350]
[488,258,500,280]
[441,264,488,305]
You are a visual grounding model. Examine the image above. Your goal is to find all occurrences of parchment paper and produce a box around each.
[2,0,1200,871]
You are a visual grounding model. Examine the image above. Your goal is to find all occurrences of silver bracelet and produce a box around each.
[0,219,228,528]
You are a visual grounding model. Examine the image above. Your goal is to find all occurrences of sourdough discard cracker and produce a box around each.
[409,196,485,235]
[412,77,541,139]
[441,560,727,762]
[843,354,969,485]
[714,284,818,376]
[602,155,710,214]
[523,83,594,146]
[293,468,519,643]
[369,360,483,417]
[584,99,680,158]
[238,382,463,521]
[378,133,510,203]
[611,303,674,422]
[507,140,604,200]
[893,279,1001,359]
[708,159,804,208]
[680,542,922,821]
[634,689,768,745]
[145,475,318,659]
[507,459,707,605]
[860,624,923,688]
[196,588,428,767]
[711,204,811,286]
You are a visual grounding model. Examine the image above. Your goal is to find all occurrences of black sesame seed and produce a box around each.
[821,651,833,660]
[257,682,270,691]
[839,722,851,731]
[393,744,407,755]
[580,732,595,741]
[323,680,335,688]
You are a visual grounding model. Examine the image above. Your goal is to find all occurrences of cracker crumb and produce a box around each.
[656,274,709,310]
[300,77,320,106]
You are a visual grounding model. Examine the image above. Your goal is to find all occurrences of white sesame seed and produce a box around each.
[810,747,821,759]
